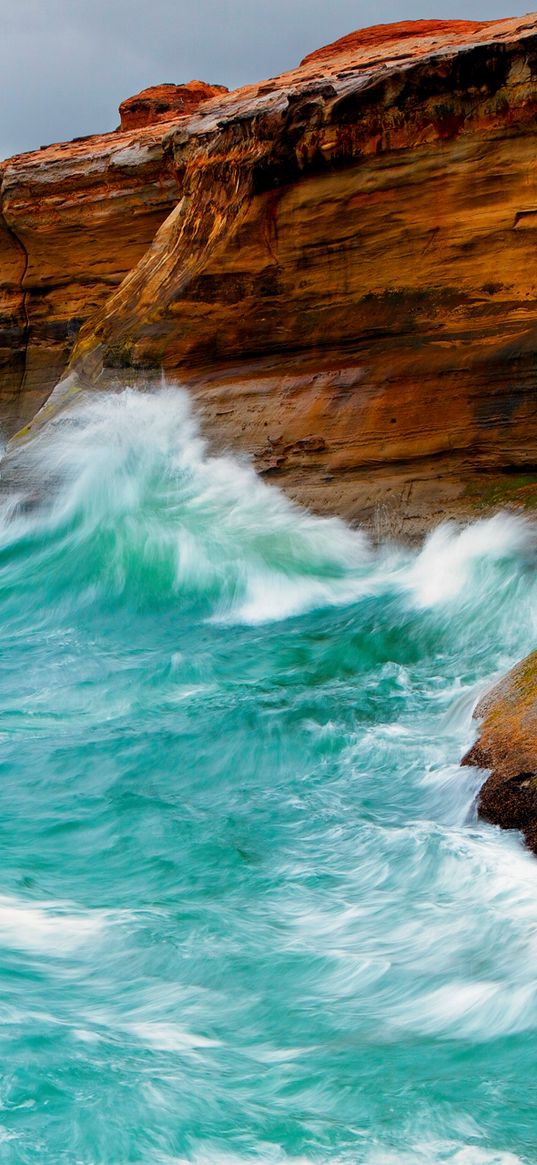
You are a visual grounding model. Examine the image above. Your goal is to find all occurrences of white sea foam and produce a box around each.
[125,1020,221,1053]
[0,383,535,1161]
[364,1147,525,1165]
[271,810,537,1044]
[0,893,107,955]
[153,1155,322,1165]
[3,385,378,622]
[150,1146,527,1165]
[403,514,535,608]
[4,383,536,631]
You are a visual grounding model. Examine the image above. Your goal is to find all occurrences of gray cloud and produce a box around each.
[1,0,529,159]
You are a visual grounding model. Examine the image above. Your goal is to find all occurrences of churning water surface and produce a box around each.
[0,387,535,1164]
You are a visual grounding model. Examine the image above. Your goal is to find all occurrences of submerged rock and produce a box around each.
[462,652,537,853]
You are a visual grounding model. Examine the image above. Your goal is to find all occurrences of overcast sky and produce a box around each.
[1,0,529,160]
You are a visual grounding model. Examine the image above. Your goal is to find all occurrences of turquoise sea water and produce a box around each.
[0,386,536,1164]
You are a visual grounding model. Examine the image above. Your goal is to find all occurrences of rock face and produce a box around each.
[0,126,183,429]
[4,16,537,533]
[462,653,537,853]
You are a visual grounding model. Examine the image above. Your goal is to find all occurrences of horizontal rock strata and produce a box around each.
[462,652,537,853]
[4,17,537,532]
[0,128,181,429]
[0,80,225,431]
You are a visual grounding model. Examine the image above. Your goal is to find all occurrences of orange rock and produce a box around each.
[0,78,226,430]
[300,18,490,65]
[462,653,537,853]
[5,16,537,535]
[118,82,228,131]
[0,125,184,428]
[0,197,27,410]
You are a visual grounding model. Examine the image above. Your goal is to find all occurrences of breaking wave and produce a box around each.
[0,384,535,1163]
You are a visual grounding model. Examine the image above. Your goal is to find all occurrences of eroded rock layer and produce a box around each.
[4,17,537,531]
[463,652,537,853]
[0,124,187,428]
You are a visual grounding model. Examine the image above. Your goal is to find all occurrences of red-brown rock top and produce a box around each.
[300,18,490,64]
[118,81,228,131]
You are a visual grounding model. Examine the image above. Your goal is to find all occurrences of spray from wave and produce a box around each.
[0,383,534,1164]
[0,383,535,630]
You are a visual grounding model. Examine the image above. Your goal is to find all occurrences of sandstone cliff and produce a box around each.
[0,81,224,430]
[4,17,537,534]
[463,652,537,853]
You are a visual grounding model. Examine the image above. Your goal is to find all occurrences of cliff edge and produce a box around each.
[4,17,537,534]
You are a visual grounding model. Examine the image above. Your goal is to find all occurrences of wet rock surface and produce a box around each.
[463,652,537,853]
